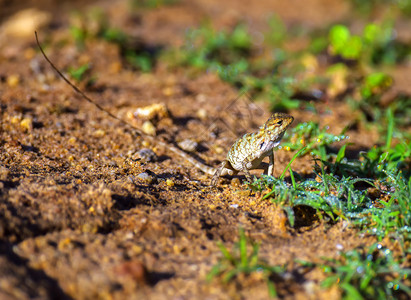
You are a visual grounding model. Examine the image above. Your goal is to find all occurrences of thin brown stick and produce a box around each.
[35,31,146,137]
[35,31,216,177]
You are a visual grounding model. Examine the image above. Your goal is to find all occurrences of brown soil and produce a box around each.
[0,0,409,299]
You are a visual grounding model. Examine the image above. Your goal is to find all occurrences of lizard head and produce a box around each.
[255,112,294,153]
[261,112,294,140]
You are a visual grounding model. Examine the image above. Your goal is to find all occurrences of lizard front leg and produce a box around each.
[267,150,274,176]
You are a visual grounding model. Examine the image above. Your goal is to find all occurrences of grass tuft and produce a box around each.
[207,228,284,298]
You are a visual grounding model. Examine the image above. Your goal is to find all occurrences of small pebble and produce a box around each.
[162,86,174,96]
[93,129,105,137]
[166,179,174,187]
[1,8,51,38]
[135,148,158,163]
[178,139,198,153]
[7,74,20,87]
[213,145,225,154]
[20,117,33,131]
[196,108,208,120]
[303,281,316,295]
[137,171,157,184]
[133,103,169,120]
[142,121,156,136]
[11,116,20,124]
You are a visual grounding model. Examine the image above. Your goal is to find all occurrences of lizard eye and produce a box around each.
[277,120,283,126]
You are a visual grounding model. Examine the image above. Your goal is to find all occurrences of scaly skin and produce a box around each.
[211,112,294,185]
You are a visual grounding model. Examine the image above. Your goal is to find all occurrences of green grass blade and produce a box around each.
[280,147,306,180]
[217,242,234,263]
[266,278,278,298]
[239,229,248,268]
[289,168,296,189]
[206,265,222,282]
[385,107,394,149]
[283,206,295,227]
[336,144,348,163]
[340,282,364,300]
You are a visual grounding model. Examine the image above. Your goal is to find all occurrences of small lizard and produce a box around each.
[35,32,293,186]
[210,112,293,185]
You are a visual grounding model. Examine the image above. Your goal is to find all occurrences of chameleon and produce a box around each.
[35,32,293,186]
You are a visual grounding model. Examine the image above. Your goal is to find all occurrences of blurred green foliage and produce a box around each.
[348,0,411,15]
[328,22,410,65]
[282,121,348,160]
[69,9,156,72]
[320,244,411,299]
[163,20,315,110]
[67,63,90,81]
[129,0,178,9]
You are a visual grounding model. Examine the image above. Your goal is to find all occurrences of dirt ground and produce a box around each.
[0,0,409,299]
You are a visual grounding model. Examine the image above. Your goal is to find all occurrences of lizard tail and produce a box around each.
[168,144,216,176]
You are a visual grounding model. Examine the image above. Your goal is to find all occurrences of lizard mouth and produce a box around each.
[260,131,285,153]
